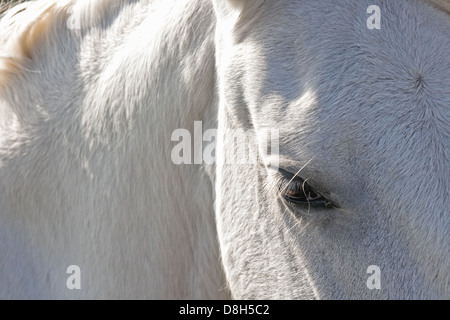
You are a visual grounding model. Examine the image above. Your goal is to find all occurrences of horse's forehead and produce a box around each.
[228,0,450,190]
[237,1,450,141]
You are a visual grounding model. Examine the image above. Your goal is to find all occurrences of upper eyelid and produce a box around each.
[274,168,306,194]
[274,169,311,199]
[277,167,300,178]
[275,167,307,183]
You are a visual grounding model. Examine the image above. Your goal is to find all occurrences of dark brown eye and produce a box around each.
[278,171,333,208]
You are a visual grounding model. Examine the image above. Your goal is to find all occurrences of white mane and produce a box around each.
[0,0,225,299]
[0,0,130,91]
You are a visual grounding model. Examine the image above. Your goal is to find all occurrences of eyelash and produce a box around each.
[275,172,334,209]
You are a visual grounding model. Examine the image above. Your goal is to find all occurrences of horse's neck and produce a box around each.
[130,0,226,298]
[0,0,226,299]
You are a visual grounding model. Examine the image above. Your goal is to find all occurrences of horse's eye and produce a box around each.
[278,172,333,208]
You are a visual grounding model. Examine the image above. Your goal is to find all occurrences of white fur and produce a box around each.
[0,0,226,299]
[0,0,449,299]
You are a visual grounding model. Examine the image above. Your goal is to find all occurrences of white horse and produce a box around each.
[0,0,449,299]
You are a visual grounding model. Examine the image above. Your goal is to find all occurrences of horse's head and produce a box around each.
[212,0,450,299]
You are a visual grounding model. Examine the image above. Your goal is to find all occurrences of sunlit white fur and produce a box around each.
[0,0,449,299]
